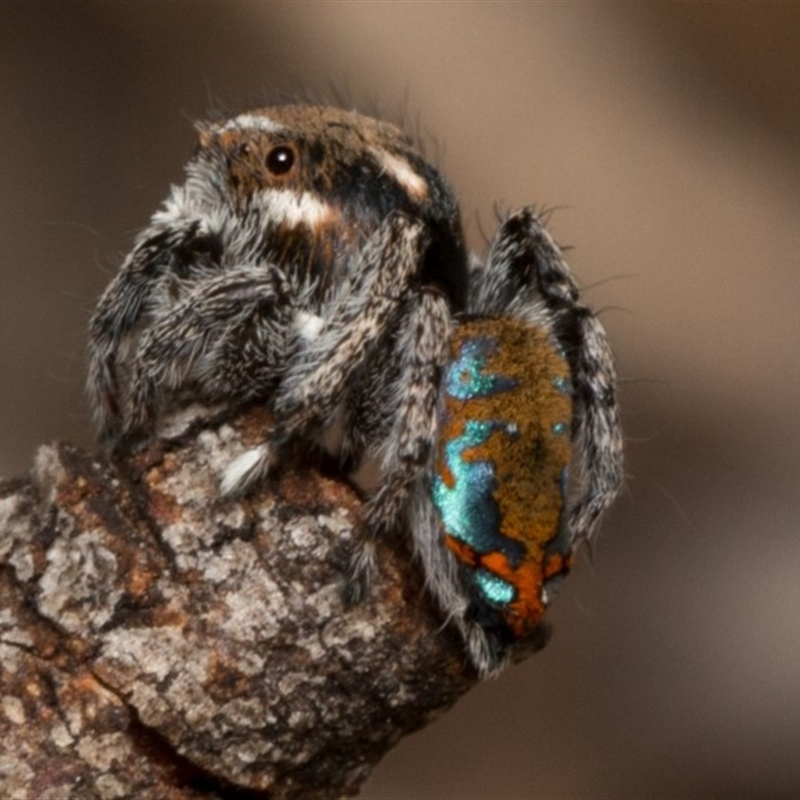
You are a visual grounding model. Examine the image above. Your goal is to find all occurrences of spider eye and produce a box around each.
[265,145,295,176]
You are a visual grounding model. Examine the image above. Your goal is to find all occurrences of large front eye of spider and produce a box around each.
[265,145,296,176]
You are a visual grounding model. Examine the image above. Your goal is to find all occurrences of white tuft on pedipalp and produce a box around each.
[220,444,273,496]
[293,311,325,342]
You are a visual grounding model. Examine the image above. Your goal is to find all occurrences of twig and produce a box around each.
[0,405,481,799]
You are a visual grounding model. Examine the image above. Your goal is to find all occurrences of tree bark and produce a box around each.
[0,404,499,799]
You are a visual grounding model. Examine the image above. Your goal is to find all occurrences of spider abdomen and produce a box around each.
[431,317,574,641]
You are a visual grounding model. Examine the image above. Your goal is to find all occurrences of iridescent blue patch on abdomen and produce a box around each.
[432,419,524,565]
[474,569,516,605]
[444,336,517,400]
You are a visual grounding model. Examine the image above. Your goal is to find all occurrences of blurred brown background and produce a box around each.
[2,2,799,797]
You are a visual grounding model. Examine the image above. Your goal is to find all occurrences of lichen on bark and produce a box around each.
[0,405,482,799]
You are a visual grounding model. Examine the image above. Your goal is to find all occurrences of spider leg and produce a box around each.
[344,288,452,602]
[481,208,623,544]
[468,208,574,314]
[221,213,427,495]
[123,267,295,439]
[566,308,623,542]
[274,214,426,435]
[87,213,222,440]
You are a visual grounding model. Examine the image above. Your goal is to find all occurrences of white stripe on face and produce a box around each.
[258,188,337,227]
[370,147,428,201]
[222,114,284,133]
